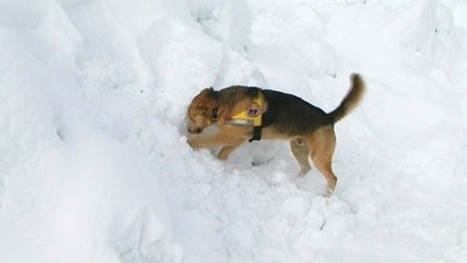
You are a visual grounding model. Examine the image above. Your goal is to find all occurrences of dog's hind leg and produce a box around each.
[290,138,311,176]
[218,139,247,160]
[306,127,338,195]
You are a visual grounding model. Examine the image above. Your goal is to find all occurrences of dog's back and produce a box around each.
[262,74,365,136]
[262,90,330,135]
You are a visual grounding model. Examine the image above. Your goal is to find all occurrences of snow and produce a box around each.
[1,0,467,262]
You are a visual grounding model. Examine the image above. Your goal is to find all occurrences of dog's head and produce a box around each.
[187,87,219,134]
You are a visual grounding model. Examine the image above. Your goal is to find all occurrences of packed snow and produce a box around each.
[1,0,467,262]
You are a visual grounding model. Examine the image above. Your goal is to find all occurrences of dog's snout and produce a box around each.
[188,127,203,134]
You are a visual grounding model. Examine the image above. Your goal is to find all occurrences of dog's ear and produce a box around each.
[200,87,214,95]
[193,87,217,112]
[204,98,218,110]
[199,87,217,109]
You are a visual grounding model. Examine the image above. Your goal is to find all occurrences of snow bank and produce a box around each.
[0,0,181,262]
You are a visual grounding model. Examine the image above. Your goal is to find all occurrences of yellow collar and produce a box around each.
[227,95,263,127]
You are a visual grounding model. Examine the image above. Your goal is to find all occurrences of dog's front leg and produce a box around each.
[188,126,250,161]
[188,133,243,149]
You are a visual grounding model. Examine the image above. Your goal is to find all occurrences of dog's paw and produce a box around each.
[217,152,228,160]
[187,138,201,150]
[298,166,311,177]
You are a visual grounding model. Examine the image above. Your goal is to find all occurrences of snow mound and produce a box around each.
[1,0,467,262]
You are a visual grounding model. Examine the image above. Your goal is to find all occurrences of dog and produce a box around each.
[187,74,365,194]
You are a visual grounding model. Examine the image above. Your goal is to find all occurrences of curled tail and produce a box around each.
[328,73,365,124]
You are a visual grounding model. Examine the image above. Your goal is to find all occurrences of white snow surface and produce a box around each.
[1,0,467,262]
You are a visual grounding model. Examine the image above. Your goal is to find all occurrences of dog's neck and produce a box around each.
[210,87,264,142]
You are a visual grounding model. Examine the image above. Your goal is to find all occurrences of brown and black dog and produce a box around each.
[187,74,365,194]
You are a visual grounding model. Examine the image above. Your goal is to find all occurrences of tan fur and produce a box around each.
[187,74,365,195]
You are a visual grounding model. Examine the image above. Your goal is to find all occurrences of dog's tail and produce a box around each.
[328,73,365,124]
